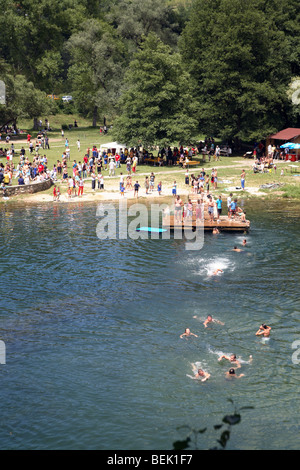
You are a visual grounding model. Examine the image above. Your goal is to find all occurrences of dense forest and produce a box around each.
[0,0,300,146]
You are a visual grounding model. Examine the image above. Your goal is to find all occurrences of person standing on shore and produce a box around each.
[134,181,140,198]
[91,171,96,191]
[157,181,162,195]
[150,172,155,192]
[241,169,246,190]
[145,176,149,195]
[214,169,218,189]
[68,176,73,198]
[78,177,84,197]
[172,180,177,197]
[205,175,210,194]
[109,159,116,177]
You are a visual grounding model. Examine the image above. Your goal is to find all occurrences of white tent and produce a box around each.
[99,142,127,153]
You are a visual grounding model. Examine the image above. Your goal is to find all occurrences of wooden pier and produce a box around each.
[162,196,250,232]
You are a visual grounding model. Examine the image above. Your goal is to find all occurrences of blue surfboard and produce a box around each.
[136,227,167,233]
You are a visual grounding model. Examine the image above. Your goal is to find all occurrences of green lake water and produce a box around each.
[0,198,299,449]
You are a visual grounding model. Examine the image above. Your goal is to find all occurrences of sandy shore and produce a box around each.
[2,158,295,204]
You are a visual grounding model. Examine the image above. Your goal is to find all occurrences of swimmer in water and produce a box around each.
[203,315,224,328]
[256,324,271,337]
[180,328,198,339]
[226,368,245,379]
[191,364,210,382]
[212,227,220,234]
[212,268,223,276]
[232,246,242,252]
[218,354,241,368]
[242,239,247,246]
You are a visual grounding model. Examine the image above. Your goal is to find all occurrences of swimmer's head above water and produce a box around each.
[226,368,244,378]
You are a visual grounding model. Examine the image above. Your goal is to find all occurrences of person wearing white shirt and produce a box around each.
[227,193,233,217]
[109,160,116,177]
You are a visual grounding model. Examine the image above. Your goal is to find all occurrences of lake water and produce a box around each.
[0,198,299,450]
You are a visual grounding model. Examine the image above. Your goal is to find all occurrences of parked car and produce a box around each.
[62,95,73,102]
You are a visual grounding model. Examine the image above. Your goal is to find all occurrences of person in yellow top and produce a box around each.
[3,173,10,185]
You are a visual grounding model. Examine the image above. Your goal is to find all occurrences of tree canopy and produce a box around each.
[0,0,299,143]
[113,33,198,146]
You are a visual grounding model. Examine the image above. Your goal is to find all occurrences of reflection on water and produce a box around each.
[0,199,299,450]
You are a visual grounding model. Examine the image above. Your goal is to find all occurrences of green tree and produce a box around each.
[36,51,64,96]
[0,0,88,86]
[66,19,127,126]
[106,0,183,50]
[113,33,198,147]
[0,65,51,131]
[180,0,293,144]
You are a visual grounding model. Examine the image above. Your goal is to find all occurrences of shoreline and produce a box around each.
[1,158,299,205]
[0,182,290,206]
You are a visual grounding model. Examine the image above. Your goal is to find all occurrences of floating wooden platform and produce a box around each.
[162,196,250,232]
[162,214,250,232]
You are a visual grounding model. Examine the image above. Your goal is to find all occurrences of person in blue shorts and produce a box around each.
[172,180,177,197]
[216,195,222,219]
[230,199,237,218]
[134,181,140,198]
[241,169,246,190]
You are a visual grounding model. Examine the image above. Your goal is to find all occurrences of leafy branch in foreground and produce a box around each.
[173,399,254,450]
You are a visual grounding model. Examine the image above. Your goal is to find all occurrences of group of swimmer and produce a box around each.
[180,231,272,381]
[180,315,271,382]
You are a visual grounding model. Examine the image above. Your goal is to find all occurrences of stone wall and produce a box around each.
[1,178,53,197]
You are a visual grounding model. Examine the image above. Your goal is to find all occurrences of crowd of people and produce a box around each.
[251,140,297,174]
[0,152,52,188]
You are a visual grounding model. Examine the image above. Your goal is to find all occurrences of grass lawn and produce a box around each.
[2,114,300,201]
